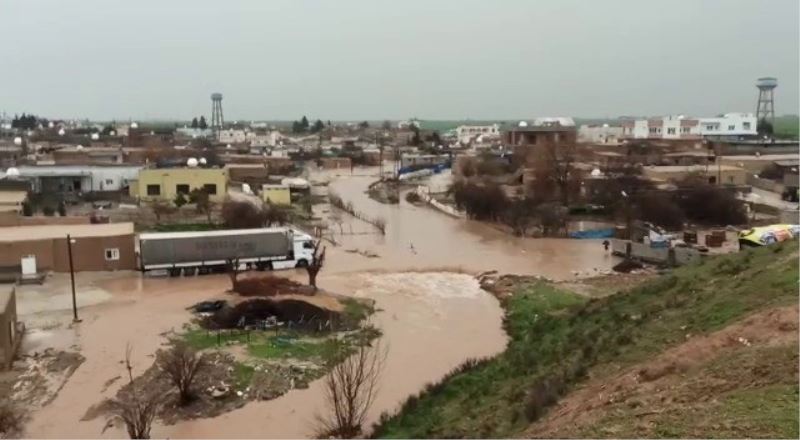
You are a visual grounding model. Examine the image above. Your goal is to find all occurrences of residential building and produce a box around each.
[319,157,352,170]
[219,129,248,144]
[52,146,124,165]
[1,286,22,369]
[131,167,228,202]
[261,184,291,205]
[578,124,624,145]
[455,124,500,144]
[13,165,142,193]
[642,164,747,186]
[400,154,450,170]
[622,113,757,140]
[0,223,136,273]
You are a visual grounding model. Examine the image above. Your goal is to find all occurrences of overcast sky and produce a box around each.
[1,0,798,121]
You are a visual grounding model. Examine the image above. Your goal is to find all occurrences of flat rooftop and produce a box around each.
[0,222,134,242]
[721,154,799,162]
[644,165,744,173]
[0,191,27,205]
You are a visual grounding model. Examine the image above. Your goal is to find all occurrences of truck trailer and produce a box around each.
[138,227,315,276]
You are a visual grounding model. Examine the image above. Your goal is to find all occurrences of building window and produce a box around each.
[681,127,690,133]
[146,184,160,196]
[743,122,751,130]
[105,248,120,261]
[667,128,676,135]
[728,125,735,131]
[176,184,190,194]
[203,184,217,195]
[105,179,114,185]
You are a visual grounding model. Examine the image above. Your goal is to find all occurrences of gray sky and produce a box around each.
[1,0,798,121]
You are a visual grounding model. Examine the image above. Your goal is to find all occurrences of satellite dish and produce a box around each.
[110,130,116,136]
[226,144,232,149]
[58,128,66,136]
[187,157,199,167]
[91,133,100,140]
[518,121,528,127]
[199,157,208,165]
[130,122,139,129]
[590,168,602,177]
[242,183,253,195]
[48,121,55,128]
[13,137,22,146]
[6,167,20,177]
[76,145,84,150]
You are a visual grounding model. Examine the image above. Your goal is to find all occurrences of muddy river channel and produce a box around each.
[22,168,617,438]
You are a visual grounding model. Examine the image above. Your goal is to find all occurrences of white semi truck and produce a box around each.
[138,227,315,276]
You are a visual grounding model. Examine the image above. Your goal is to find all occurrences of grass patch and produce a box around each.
[373,243,799,438]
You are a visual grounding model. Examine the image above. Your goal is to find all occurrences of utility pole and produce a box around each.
[66,234,80,322]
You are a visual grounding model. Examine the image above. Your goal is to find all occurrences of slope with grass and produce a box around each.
[373,243,799,438]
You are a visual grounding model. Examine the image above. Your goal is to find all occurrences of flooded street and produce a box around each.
[22,168,617,438]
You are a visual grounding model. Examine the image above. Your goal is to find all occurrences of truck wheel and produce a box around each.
[256,262,273,271]
[198,267,209,275]
[295,259,309,268]
[169,268,181,277]
[183,267,196,276]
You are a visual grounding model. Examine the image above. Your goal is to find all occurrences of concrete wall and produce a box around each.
[0,234,135,272]
[611,239,702,265]
[0,213,90,227]
[0,287,20,369]
[747,175,785,193]
[415,186,464,218]
[261,186,292,205]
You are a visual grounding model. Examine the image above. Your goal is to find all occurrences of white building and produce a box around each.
[578,124,624,145]
[219,129,248,144]
[622,113,756,140]
[455,124,500,144]
[13,165,142,193]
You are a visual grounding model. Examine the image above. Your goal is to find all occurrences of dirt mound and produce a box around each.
[612,259,643,273]
[233,275,309,297]
[205,297,351,332]
[527,304,800,438]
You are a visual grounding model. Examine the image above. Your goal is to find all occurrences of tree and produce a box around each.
[504,199,536,236]
[191,117,199,129]
[451,180,509,221]
[532,143,580,206]
[174,192,188,208]
[157,342,207,406]
[151,200,175,222]
[106,344,160,439]
[57,201,67,217]
[42,206,55,216]
[300,116,310,131]
[189,189,213,223]
[21,201,33,217]
[382,120,392,130]
[225,257,241,290]
[676,183,747,226]
[410,124,421,146]
[305,240,326,290]
[198,116,208,130]
[359,121,369,129]
[263,203,289,226]
[634,192,685,231]
[221,199,265,229]
[311,119,325,133]
[315,341,386,438]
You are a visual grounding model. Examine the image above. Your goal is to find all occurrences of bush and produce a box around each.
[221,198,265,229]
[405,192,422,204]
[42,205,55,216]
[677,185,747,226]
[21,201,33,216]
[635,192,685,230]
[174,192,188,208]
[451,181,508,221]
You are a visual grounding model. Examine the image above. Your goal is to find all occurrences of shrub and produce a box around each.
[42,205,55,216]
[451,181,508,221]
[634,192,685,230]
[677,185,747,226]
[405,191,422,204]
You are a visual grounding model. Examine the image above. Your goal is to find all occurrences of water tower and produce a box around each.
[210,92,225,132]
[755,77,777,123]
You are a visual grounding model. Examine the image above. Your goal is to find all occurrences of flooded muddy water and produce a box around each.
[23,167,616,438]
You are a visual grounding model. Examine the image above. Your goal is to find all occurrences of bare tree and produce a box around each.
[190,188,214,223]
[157,342,207,406]
[221,198,266,229]
[315,341,386,438]
[105,344,160,439]
[305,241,326,290]
[150,200,175,222]
[225,257,242,290]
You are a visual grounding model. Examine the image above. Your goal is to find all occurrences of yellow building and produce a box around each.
[642,164,747,186]
[131,168,228,201]
[261,184,291,205]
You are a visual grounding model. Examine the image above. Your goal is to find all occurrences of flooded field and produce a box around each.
[20,168,618,438]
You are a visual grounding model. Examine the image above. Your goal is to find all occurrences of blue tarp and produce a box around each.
[569,228,615,239]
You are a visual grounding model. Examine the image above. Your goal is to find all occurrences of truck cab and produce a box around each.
[291,231,315,268]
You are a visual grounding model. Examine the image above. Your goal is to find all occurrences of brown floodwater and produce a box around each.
[24,167,617,438]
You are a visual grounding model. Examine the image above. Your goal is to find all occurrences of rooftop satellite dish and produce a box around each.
[6,167,20,177]
[590,168,602,177]
[13,137,22,146]
[242,183,253,195]
[110,130,116,136]
[226,144,232,149]
[187,157,199,167]
[130,122,139,129]
[48,121,55,128]
[518,121,528,127]
[91,133,100,140]
[58,128,66,136]
[199,157,208,165]
[76,145,84,150]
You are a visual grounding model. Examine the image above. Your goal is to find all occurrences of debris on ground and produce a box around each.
[613,259,644,273]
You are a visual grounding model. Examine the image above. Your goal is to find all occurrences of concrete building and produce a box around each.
[13,165,142,193]
[400,154,450,170]
[456,124,500,144]
[0,190,27,213]
[1,286,22,369]
[720,154,800,174]
[622,113,757,140]
[261,184,291,205]
[319,157,352,170]
[131,167,228,202]
[218,129,248,144]
[642,164,747,186]
[0,222,136,273]
[578,124,624,145]
[52,146,124,165]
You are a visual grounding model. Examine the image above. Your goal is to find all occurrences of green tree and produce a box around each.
[312,119,325,133]
[191,117,199,129]
[174,192,188,208]
[300,116,310,131]
[198,116,208,129]
[382,120,392,130]
[359,121,370,129]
